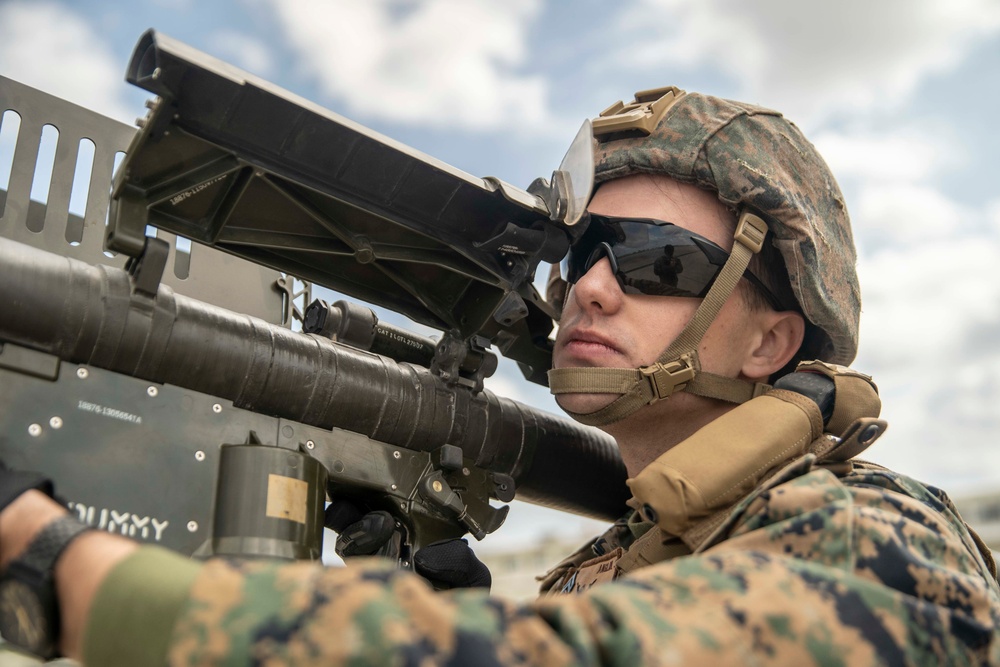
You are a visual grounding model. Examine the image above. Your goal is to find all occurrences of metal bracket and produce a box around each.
[0,344,60,381]
[820,417,889,463]
[274,275,312,329]
[429,332,497,394]
[417,469,509,540]
[125,236,170,297]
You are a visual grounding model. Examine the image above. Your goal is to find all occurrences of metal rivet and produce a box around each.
[432,480,443,493]
[859,424,880,444]
[147,386,158,397]
[76,368,89,379]
[462,467,470,476]
[28,423,42,437]
[306,440,315,450]
[187,521,198,532]
[401,561,409,568]
[390,484,398,491]
[212,404,222,413]
[195,450,206,462]
[400,502,406,510]
[393,451,401,459]
[49,417,63,429]
[151,67,162,80]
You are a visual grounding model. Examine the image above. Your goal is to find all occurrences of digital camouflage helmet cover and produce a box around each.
[549,87,861,426]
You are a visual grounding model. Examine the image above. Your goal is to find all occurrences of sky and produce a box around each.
[2,0,1000,555]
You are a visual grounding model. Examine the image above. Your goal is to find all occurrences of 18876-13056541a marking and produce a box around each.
[77,400,143,425]
[169,174,229,206]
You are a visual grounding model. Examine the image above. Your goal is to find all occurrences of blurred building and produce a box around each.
[477,532,593,601]
[954,490,1000,553]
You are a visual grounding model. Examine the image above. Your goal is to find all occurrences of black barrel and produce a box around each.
[0,237,629,519]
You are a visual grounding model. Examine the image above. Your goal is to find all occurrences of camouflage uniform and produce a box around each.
[82,451,1000,665]
[80,90,1000,665]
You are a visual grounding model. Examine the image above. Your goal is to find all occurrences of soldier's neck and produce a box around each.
[604,395,735,478]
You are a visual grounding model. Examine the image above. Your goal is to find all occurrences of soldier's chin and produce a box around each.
[555,392,618,417]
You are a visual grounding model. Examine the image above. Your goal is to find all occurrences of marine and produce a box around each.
[1,85,999,666]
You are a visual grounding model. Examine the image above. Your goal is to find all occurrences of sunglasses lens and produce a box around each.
[564,218,727,298]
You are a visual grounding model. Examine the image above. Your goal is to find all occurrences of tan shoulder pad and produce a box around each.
[795,360,881,436]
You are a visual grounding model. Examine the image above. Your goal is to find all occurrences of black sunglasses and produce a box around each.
[561,214,783,309]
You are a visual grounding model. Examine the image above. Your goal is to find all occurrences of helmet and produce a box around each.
[548,87,861,426]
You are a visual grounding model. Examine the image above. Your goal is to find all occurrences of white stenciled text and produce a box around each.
[68,501,169,541]
[77,400,143,425]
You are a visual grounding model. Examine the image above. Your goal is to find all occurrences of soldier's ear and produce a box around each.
[740,310,805,381]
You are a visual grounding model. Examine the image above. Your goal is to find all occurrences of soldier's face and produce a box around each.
[552,173,760,416]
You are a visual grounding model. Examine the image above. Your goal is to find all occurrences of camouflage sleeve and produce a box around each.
[91,466,1000,666]
[83,546,201,666]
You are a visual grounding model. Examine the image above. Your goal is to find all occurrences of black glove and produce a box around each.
[413,538,491,591]
[325,498,491,590]
[0,461,54,514]
[324,498,397,558]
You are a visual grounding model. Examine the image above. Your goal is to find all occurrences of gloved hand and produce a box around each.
[325,498,491,591]
[413,538,491,591]
[0,461,54,514]
[324,498,397,557]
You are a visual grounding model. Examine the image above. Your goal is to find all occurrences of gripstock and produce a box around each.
[109,29,593,387]
[0,31,627,563]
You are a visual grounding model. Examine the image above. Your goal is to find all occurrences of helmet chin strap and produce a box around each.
[548,211,772,427]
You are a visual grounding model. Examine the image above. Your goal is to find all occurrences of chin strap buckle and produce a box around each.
[641,359,697,402]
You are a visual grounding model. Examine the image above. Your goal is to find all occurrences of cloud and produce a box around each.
[812,119,1000,493]
[858,232,1000,362]
[864,338,1000,490]
[989,199,1000,234]
[854,182,970,249]
[854,204,1000,489]
[0,1,134,124]
[771,117,1000,494]
[262,0,550,132]
[614,0,1000,127]
[210,30,276,79]
[812,122,973,251]
[812,128,961,185]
